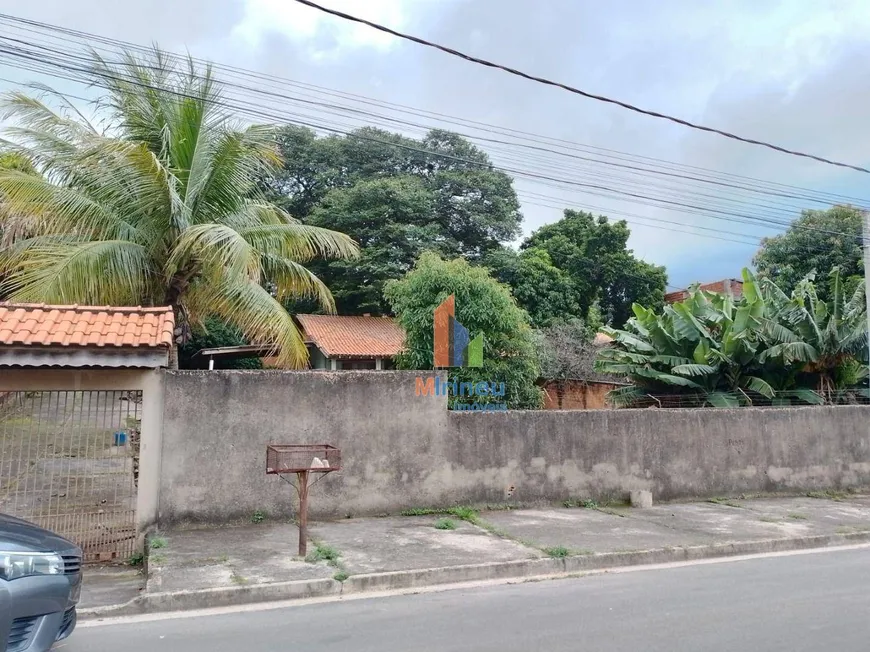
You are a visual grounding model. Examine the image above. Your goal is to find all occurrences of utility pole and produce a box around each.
[864,209,870,384]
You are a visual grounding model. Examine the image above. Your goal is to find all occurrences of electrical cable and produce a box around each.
[291,0,870,175]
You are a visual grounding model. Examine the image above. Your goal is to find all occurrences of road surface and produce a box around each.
[68,548,870,652]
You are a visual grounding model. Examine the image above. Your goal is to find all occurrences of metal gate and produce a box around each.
[0,390,140,562]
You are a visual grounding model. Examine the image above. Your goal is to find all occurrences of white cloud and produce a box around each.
[233,0,408,60]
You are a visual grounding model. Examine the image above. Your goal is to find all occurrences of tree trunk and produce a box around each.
[168,344,179,370]
[816,373,832,404]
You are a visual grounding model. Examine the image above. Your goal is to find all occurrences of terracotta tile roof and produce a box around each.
[0,303,174,348]
[664,279,744,304]
[296,314,405,359]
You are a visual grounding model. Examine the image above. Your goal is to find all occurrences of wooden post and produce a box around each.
[297,470,310,557]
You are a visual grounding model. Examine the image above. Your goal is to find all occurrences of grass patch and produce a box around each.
[806,490,848,502]
[150,553,166,565]
[707,497,742,508]
[787,513,808,520]
[434,518,456,530]
[251,510,267,524]
[127,552,145,567]
[401,505,480,523]
[230,571,247,585]
[306,543,341,565]
[149,536,167,550]
[333,571,349,582]
[544,546,571,558]
[758,516,781,523]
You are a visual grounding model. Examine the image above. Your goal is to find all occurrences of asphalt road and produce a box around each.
[67,548,870,652]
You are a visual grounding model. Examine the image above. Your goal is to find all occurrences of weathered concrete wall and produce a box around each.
[159,370,449,524]
[445,407,870,505]
[158,371,870,524]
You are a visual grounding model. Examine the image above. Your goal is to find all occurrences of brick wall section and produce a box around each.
[664,279,744,304]
[540,380,624,409]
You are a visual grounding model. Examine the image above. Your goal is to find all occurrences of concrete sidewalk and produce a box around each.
[80,492,870,617]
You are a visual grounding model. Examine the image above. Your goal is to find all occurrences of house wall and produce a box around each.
[540,379,623,410]
[157,370,870,525]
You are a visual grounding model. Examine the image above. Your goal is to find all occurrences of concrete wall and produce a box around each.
[159,371,449,524]
[158,370,870,525]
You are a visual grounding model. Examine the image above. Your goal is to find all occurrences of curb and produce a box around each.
[79,531,870,619]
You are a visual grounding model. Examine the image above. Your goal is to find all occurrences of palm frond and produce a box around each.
[0,170,141,241]
[185,277,309,368]
[0,239,152,305]
[167,223,260,283]
[0,91,97,142]
[262,254,336,313]
[238,220,359,263]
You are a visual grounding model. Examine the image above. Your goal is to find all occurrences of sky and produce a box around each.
[2,0,869,289]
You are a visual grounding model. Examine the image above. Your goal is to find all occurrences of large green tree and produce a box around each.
[260,125,522,314]
[385,252,542,409]
[484,246,581,328]
[754,205,864,300]
[306,177,440,314]
[502,210,666,327]
[0,49,357,368]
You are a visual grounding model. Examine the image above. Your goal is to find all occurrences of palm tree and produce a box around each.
[0,48,357,367]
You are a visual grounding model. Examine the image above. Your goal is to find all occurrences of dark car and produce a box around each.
[0,513,82,652]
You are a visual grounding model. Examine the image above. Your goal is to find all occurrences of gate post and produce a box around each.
[135,370,166,550]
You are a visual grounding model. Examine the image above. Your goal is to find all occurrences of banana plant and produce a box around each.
[596,268,830,407]
[759,267,868,402]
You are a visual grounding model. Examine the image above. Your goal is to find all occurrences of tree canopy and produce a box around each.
[261,125,523,315]
[753,205,865,300]
[385,252,542,410]
[487,210,666,328]
[483,246,581,328]
[0,48,357,368]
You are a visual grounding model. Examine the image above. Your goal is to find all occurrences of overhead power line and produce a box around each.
[291,0,870,175]
[0,20,864,249]
[1,13,868,217]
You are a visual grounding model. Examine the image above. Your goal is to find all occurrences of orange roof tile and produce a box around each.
[664,279,744,304]
[296,314,405,359]
[0,303,174,348]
